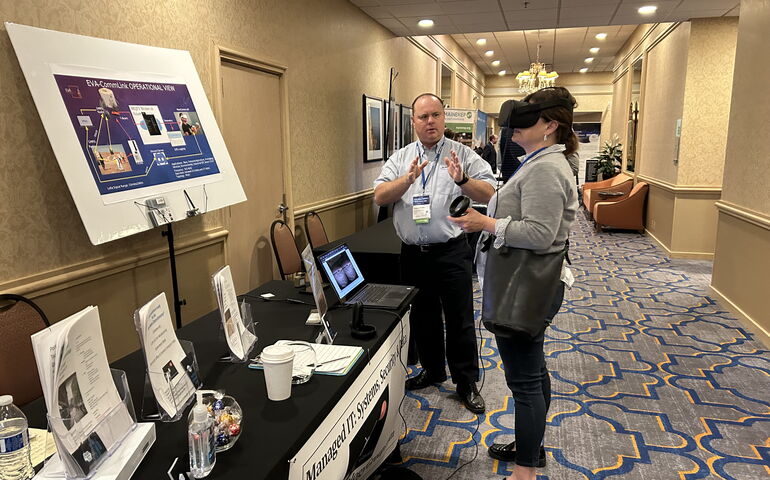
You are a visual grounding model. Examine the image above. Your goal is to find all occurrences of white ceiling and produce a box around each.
[351,0,740,74]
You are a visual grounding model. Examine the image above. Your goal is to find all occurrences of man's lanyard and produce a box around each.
[512,146,548,177]
[418,140,445,190]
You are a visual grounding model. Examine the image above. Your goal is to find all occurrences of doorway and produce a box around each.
[218,52,290,293]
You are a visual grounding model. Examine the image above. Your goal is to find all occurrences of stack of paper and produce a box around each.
[31,306,134,476]
[134,293,197,418]
[212,265,257,361]
[251,342,364,377]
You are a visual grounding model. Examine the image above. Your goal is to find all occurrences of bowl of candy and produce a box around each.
[194,390,243,452]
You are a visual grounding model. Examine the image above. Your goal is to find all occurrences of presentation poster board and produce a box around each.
[6,23,246,245]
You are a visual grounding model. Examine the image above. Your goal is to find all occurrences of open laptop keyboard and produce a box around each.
[352,284,390,303]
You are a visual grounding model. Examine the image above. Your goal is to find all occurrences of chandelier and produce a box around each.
[516,43,558,94]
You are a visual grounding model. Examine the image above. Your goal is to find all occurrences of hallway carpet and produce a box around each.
[392,213,770,480]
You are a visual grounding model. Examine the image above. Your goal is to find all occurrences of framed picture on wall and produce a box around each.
[400,105,413,147]
[363,95,384,162]
[384,99,398,156]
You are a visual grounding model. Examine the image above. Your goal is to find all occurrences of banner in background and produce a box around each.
[444,108,474,133]
[475,110,488,147]
[289,316,410,480]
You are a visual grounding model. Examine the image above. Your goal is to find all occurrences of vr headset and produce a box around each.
[498,97,574,129]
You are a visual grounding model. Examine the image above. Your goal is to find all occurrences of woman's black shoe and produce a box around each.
[487,441,546,467]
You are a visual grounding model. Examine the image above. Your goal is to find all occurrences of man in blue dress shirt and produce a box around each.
[374,93,495,413]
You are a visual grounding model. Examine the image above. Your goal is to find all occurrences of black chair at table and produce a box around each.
[0,294,50,406]
[270,219,304,280]
[304,211,329,250]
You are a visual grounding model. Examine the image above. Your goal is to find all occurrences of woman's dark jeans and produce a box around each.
[493,282,564,467]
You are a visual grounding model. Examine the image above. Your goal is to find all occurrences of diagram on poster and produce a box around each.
[54,70,220,202]
[7,22,246,245]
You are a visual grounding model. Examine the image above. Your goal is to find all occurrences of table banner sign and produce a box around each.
[289,313,410,480]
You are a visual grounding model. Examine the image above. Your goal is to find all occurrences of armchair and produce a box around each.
[593,182,649,232]
[582,173,633,216]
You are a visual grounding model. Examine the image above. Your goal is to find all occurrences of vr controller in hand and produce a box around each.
[449,195,471,218]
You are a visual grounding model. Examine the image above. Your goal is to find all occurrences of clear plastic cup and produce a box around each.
[260,345,294,401]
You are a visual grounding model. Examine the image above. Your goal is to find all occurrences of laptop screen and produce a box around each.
[317,244,365,301]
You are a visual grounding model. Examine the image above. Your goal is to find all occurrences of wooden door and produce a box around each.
[220,60,285,293]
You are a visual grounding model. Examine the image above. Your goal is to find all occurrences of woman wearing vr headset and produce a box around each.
[448,86,578,480]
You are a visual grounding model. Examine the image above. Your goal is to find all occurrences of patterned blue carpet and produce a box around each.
[393,213,770,480]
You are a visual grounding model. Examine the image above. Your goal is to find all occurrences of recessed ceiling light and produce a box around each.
[485,50,494,57]
[491,60,501,66]
[589,47,600,54]
[418,19,434,28]
[638,5,658,15]
[595,33,608,40]
[476,38,487,46]
[498,70,507,76]
[579,67,589,73]
[584,57,594,63]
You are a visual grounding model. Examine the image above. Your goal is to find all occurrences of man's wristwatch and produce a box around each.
[455,173,469,186]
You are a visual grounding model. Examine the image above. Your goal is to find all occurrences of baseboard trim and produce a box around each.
[709,284,770,348]
[1,228,229,298]
[294,189,374,217]
[644,229,714,260]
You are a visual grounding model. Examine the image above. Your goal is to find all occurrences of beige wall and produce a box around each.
[678,18,739,187]
[711,0,770,346]
[609,71,630,147]
[606,20,737,260]
[637,23,690,185]
[483,72,614,118]
[0,0,483,359]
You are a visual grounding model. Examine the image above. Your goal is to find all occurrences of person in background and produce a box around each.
[448,86,578,480]
[374,93,495,414]
[481,134,498,174]
[499,127,526,182]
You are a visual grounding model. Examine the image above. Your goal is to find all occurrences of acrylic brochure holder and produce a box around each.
[38,369,155,480]
[140,340,202,422]
[217,298,257,363]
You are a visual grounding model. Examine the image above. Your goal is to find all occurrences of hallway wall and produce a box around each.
[711,0,770,346]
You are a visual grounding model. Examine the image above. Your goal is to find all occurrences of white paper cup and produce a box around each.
[261,344,295,401]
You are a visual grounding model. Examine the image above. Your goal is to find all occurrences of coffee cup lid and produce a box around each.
[261,344,294,363]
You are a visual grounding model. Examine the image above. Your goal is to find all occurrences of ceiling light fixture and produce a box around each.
[589,47,600,54]
[485,50,494,57]
[491,60,501,66]
[584,57,594,63]
[515,31,558,94]
[498,70,507,76]
[595,33,608,40]
[476,38,487,46]
[638,5,658,15]
[579,67,589,73]
[417,19,434,28]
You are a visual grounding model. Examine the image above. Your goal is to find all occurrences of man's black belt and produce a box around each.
[404,234,467,253]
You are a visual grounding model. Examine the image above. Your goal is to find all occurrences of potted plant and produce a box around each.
[594,136,623,179]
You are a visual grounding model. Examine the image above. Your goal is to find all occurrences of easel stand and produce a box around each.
[162,223,186,329]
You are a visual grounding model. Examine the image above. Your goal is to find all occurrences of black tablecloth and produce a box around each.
[24,281,415,480]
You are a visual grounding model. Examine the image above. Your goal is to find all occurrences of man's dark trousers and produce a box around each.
[400,235,479,385]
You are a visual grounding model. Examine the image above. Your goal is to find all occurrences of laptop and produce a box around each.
[317,244,413,309]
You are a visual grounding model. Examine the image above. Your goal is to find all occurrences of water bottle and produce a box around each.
[188,403,215,478]
[0,395,34,480]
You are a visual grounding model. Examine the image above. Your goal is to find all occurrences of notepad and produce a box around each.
[249,342,364,376]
